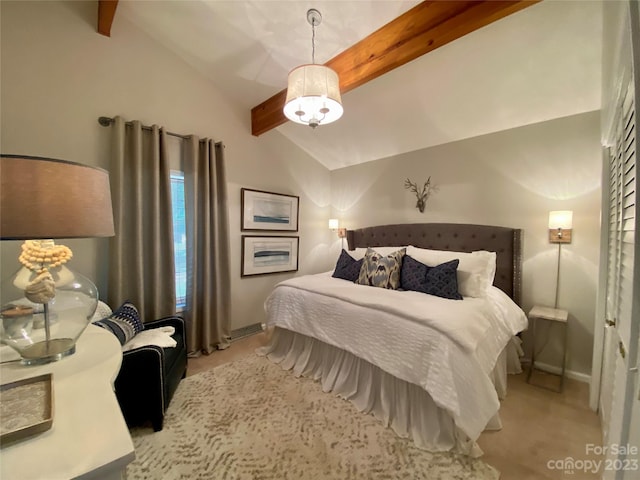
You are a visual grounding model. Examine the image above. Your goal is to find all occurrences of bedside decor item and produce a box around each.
[404,177,434,213]
[0,155,114,365]
[283,8,343,129]
[241,236,299,277]
[548,210,573,308]
[241,188,299,232]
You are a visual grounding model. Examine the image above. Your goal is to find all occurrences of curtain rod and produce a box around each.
[98,116,223,146]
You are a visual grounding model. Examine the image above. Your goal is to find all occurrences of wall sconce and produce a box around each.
[329,219,347,250]
[328,219,347,238]
[548,210,573,309]
[548,210,573,244]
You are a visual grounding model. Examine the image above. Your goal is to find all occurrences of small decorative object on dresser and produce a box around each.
[404,177,434,213]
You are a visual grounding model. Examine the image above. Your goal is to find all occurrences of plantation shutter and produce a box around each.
[602,74,639,479]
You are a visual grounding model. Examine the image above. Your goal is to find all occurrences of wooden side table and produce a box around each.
[527,305,569,393]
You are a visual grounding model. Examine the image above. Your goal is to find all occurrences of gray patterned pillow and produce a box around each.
[356,247,406,289]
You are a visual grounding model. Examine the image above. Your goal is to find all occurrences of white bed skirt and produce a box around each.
[257,327,523,457]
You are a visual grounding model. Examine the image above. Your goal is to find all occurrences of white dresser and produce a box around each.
[0,324,135,479]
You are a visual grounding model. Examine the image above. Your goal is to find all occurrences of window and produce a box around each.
[170,171,187,309]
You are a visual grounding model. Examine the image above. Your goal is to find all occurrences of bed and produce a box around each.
[260,223,527,456]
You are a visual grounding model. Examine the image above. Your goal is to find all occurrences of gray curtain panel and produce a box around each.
[107,117,177,321]
[184,137,231,353]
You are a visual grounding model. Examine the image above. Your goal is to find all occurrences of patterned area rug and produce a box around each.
[128,354,499,480]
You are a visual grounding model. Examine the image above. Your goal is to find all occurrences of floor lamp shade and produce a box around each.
[0,155,115,239]
[0,155,115,365]
[548,210,573,244]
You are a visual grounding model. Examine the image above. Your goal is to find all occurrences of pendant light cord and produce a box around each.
[311,21,316,64]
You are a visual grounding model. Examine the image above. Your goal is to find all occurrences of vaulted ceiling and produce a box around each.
[112,0,602,170]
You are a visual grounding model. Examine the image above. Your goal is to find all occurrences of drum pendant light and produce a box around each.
[283,9,343,129]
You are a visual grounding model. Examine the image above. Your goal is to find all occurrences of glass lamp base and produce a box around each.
[1,261,98,366]
[19,338,76,365]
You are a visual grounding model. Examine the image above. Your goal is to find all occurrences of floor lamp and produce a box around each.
[548,210,573,308]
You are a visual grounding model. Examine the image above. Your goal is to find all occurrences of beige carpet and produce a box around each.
[127,354,499,480]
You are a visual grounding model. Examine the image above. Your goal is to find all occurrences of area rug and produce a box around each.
[127,354,499,480]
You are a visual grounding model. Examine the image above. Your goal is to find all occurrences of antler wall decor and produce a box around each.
[404,177,434,213]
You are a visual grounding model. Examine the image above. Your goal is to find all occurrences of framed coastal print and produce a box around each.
[241,188,299,232]
[241,236,299,277]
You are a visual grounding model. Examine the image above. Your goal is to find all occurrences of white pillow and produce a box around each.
[347,246,408,261]
[406,246,497,298]
[91,300,113,323]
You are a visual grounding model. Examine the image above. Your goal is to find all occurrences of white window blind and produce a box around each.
[170,171,187,310]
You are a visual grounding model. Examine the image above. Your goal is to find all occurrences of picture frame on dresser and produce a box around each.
[241,235,299,277]
[241,188,299,232]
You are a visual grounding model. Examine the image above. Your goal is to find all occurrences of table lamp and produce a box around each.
[0,155,114,365]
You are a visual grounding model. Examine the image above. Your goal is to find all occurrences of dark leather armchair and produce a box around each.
[114,315,188,431]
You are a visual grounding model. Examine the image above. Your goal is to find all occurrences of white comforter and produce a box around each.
[264,272,527,442]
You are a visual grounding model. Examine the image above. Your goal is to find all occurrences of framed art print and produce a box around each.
[241,188,299,232]
[241,236,299,277]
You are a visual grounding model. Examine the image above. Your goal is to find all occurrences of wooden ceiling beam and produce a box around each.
[251,0,539,137]
[98,0,119,37]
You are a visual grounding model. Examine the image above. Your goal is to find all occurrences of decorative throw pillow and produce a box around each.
[400,255,430,292]
[91,300,113,323]
[332,249,364,282]
[94,301,144,345]
[406,246,496,298]
[356,247,406,289]
[401,255,463,300]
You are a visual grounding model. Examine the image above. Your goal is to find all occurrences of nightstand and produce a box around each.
[526,305,569,393]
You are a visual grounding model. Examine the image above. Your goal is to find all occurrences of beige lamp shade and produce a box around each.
[0,155,115,239]
[548,210,573,244]
[548,210,573,229]
[328,218,339,230]
[283,64,343,128]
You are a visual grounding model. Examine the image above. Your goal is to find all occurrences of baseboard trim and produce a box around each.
[520,359,591,384]
[230,323,263,342]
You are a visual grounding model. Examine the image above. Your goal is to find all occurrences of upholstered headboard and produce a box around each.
[346,223,522,305]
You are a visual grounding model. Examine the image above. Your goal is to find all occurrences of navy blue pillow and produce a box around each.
[332,249,363,282]
[94,301,144,345]
[401,255,463,300]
